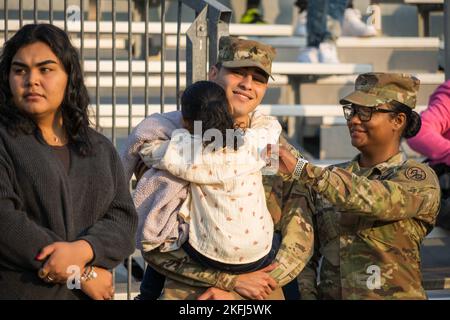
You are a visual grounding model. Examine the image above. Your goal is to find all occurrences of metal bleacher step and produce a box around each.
[260,37,440,73]
[0,19,293,37]
[88,103,429,130]
[297,72,444,106]
[81,60,371,76]
[164,35,441,73]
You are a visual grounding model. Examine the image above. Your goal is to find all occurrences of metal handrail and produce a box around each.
[182,0,231,85]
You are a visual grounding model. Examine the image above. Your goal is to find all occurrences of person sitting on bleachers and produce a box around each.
[297,0,348,63]
[297,0,377,63]
[294,0,377,38]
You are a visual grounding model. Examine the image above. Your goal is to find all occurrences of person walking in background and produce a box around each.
[407,80,450,229]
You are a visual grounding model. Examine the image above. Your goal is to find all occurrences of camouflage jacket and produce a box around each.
[144,136,314,293]
[297,152,441,300]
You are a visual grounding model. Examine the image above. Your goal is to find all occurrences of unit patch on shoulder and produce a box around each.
[405,167,427,181]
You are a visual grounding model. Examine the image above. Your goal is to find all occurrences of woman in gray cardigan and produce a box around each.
[0,24,137,299]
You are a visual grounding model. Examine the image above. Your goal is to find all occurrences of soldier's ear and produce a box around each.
[392,112,406,132]
[208,65,219,81]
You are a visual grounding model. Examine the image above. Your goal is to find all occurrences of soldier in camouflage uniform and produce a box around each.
[279,73,441,299]
[136,36,314,300]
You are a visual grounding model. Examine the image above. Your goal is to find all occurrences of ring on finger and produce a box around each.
[38,268,49,279]
[44,274,55,283]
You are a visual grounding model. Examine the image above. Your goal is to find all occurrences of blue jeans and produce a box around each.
[283,277,300,300]
[307,0,348,47]
[138,265,166,300]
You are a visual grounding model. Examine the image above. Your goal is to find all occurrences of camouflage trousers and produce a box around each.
[142,250,285,300]
[160,277,285,300]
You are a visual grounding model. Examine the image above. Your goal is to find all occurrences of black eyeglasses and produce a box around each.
[342,104,398,122]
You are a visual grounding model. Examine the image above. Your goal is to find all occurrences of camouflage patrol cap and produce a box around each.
[217,36,276,79]
[339,72,420,109]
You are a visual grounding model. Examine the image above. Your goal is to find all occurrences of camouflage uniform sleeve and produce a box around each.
[296,213,320,300]
[266,135,314,287]
[268,178,314,287]
[142,249,238,291]
[300,162,440,222]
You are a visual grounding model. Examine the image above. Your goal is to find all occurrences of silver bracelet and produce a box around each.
[292,157,308,180]
[81,266,98,282]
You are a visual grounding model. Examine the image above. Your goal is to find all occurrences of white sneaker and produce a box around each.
[297,46,319,63]
[342,8,377,37]
[318,42,340,63]
[294,11,307,37]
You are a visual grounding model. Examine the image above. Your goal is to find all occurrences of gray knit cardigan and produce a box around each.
[0,125,137,299]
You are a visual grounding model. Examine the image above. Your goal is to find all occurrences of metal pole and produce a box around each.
[112,0,117,146]
[186,7,208,86]
[34,0,38,23]
[183,1,231,85]
[95,1,100,130]
[160,0,166,114]
[4,0,8,41]
[19,0,23,27]
[207,5,231,68]
[80,0,85,66]
[49,0,53,24]
[112,269,116,300]
[176,0,182,111]
[445,0,450,81]
[417,6,425,37]
[127,257,132,300]
[145,0,149,117]
[128,0,133,135]
[64,0,67,32]
[125,1,134,296]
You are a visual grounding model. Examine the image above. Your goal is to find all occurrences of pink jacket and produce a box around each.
[407,80,450,166]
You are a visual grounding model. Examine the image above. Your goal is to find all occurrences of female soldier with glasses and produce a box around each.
[277,72,440,299]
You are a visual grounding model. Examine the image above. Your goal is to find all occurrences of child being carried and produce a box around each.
[139,80,282,273]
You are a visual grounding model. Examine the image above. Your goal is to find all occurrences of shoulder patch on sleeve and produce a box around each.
[405,167,427,181]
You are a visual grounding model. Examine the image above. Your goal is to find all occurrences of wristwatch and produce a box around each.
[292,157,308,180]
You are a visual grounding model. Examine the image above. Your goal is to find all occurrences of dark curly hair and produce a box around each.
[181,81,242,151]
[0,23,92,156]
